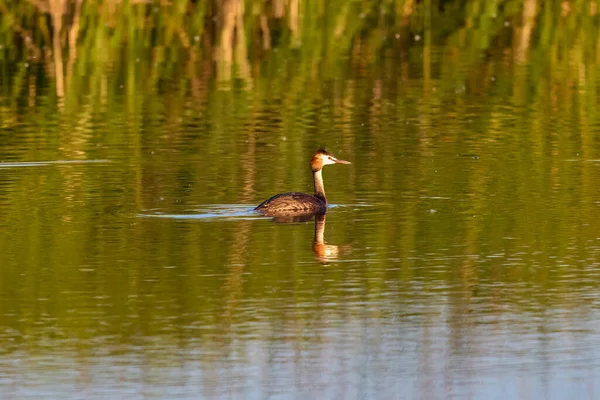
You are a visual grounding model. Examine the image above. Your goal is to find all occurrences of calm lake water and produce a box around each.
[3,41,600,398]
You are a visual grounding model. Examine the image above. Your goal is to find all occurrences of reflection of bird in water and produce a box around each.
[254,148,351,217]
[264,214,350,262]
[312,214,340,262]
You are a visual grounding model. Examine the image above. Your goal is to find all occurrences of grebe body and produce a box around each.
[255,192,327,216]
[255,149,350,217]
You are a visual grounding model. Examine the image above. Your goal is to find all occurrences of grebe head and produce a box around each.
[310,148,351,172]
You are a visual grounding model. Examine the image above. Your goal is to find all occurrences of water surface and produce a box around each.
[2,18,600,399]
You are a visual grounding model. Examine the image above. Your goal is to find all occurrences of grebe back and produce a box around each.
[255,148,351,217]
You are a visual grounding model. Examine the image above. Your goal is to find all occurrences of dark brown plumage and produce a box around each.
[255,192,327,216]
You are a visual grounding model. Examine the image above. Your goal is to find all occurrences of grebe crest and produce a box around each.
[255,148,351,217]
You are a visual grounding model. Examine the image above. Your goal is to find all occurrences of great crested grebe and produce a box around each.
[255,148,351,217]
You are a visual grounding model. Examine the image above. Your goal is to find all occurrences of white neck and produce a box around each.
[313,169,326,203]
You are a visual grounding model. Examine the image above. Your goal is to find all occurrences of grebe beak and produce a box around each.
[333,158,351,164]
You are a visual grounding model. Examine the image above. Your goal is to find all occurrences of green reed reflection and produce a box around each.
[1,1,599,103]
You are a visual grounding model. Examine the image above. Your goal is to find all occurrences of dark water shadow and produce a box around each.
[0,160,111,168]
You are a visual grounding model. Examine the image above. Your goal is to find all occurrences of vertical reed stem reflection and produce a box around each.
[49,0,66,101]
[423,0,431,92]
[516,0,537,63]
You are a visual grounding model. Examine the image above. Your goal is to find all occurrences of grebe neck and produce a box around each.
[313,169,326,204]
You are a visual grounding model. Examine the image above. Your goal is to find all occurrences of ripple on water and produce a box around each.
[137,204,261,220]
[137,203,375,221]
